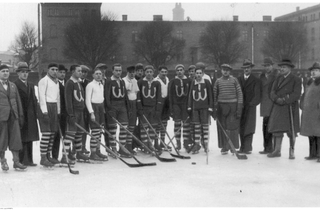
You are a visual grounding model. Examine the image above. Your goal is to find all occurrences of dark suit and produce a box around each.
[0,81,24,152]
[14,79,39,164]
[238,74,261,152]
[52,80,67,159]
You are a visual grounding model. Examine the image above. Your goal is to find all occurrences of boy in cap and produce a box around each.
[259,57,279,154]
[169,64,192,151]
[213,64,243,155]
[122,65,139,154]
[137,65,162,153]
[14,62,39,166]
[38,63,61,167]
[195,62,212,84]
[0,64,27,171]
[105,63,130,158]
[267,59,301,159]
[188,65,196,80]
[61,65,90,164]
[300,62,320,162]
[187,66,213,154]
[135,63,144,81]
[85,67,106,161]
[154,65,170,150]
[238,59,261,154]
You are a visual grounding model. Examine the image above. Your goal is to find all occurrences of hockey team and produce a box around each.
[1,57,320,172]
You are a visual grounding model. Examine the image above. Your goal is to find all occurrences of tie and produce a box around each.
[2,81,7,85]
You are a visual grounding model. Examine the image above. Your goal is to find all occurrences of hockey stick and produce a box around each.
[165,116,190,147]
[109,114,176,162]
[289,105,296,159]
[93,121,156,167]
[216,119,247,160]
[157,117,191,159]
[58,124,79,175]
[75,123,145,168]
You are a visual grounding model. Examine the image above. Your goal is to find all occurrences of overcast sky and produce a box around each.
[0,0,318,51]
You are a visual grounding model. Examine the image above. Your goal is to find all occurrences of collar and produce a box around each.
[111,75,120,81]
[143,76,155,83]
[284,71,291,79]
[70,76,80,83]
[0,79,8,85]
[93,79,102,85]
[194,78,205,85]
[244,74,250,79]
[175,75,187,80]
[47,74,58,83]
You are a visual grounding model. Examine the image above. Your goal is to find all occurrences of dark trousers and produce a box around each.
[239,133,253,152]
[263,116,273,152]
[52,113,66,159]
[19,141,34,164]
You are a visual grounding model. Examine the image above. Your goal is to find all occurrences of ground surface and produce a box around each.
[1,108,319,208]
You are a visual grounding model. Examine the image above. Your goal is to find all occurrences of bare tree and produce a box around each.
[199,21,246,67]
[133,21,186,69]
[10,21,38,70]
[63,14,121,69]
[261,22,308,62]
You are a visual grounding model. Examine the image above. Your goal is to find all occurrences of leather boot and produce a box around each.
[289,138,295,160]
[305,137,317,160]
[12,151,27,170]
[47,153,60,165]
[267,136,282,158]
[176,140,181,151]
[1,158,9,171]
[40,154,54,167]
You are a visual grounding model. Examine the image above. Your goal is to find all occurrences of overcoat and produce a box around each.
[300,78,320,137]
[260,69,278,117]
[268,73,301,133]
[238,74,261,136]
[14,79,39,142]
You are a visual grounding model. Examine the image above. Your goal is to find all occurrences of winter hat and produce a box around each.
[175,64,185,70]
[16,62,30,72]
[144,65,155,71]
[221,64,233,71]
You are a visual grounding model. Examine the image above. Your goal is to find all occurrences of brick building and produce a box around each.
[39,3,287,75]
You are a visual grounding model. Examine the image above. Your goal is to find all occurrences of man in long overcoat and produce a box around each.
[259,57,279,154]
[238,59,261,154]
[268,59,301,159]
[300,62,320,162]
[14,62,39,166]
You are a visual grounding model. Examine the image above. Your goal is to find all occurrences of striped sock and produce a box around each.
[183,122,191,144]
[75,132,83,152]
[40,132,51,155]
[140,124,149,145]
[126,125,135,149]
[108,124,117,148]
[47,132,55,154]
[90,129,100,152]
[160,120,167,143]
[63,131,76,155]
[202,124,209,149]
[194,124,201,144]
[174,121,182,146]
[119,123,128,148]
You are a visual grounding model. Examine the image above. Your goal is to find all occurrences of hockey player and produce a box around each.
[122,65,139,155]
[61,65,90,164]
[85,68,107,161]
[169,64,192,151]
[187,67,213,154]
[38,63,61,167]
[137,65,162,153]
[105,63,130,158]
[154,65,170,150]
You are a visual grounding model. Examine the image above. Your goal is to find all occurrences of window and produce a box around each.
[69,9,73,16]
[50,24,57,38]
[131,31,138,42]
[177,30,183,39]
[242,30,248,41]
[50,48,58,61]
[263,30,269,37]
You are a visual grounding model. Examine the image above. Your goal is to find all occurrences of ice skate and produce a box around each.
[89,152,104,162]
[47,153,60,165]
[191,143,201,154]
[96,150,109,161]
[107,147,119,159]
[118,148,132,158]
[40,155,54,169]
[60,155,75,167]
[13,161,27,171]
[76,152,90,163]
[1,158,9,172]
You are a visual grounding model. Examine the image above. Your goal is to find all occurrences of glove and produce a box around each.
[275,98,286,106]
[68,116,76,125]
[236,104,243,119]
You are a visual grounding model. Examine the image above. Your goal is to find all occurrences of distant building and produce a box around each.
[275,4,320,68]
[0,51,19,72]
[39,3,291,73]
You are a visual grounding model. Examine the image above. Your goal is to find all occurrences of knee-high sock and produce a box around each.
[108,124,117,148]
[75,132,83,152]
[174,121,182,145]
[40,132,51,155]
[160,120,167,143]
[194,124,201,144]
[119,123,128,147]
[47,132,56,154]
[140,124,149,145]
[126,126,135,148]
[202,124,209,146]
[63,131,76,155]
[183,122,191,144]
[90,129,100,152]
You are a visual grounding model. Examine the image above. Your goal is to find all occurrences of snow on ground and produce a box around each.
[1,107,319,208]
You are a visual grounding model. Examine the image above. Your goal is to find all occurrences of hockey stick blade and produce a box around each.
[235,153,248,160]
[170,153,191,159]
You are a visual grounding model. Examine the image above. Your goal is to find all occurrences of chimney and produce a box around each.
[263,16,272,21]
[233,16,238,21]
[153,15,163,21]
[122,15,127,21]
[296,7,300,11]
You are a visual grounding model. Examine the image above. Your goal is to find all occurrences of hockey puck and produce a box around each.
[192,162,196,165]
